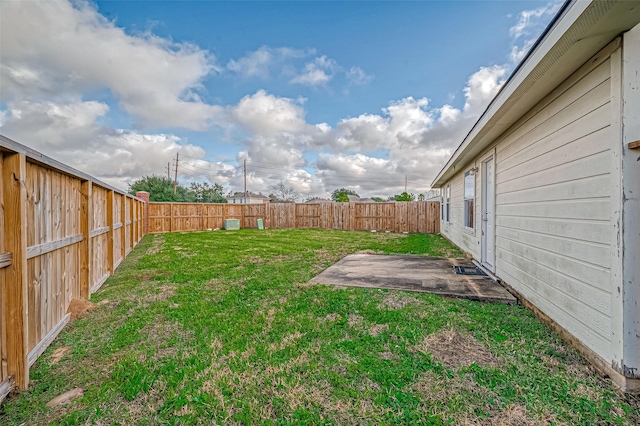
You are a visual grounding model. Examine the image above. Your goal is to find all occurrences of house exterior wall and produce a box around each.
[441,42,618,366]
[228,197,267,204]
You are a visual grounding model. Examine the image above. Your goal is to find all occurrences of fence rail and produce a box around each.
[0,135,145,397]
[148,201,440,234]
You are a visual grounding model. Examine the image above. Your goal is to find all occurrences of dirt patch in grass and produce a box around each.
[412,330,500,369]
[378,351,395,360]
[49,346,71,365]
[356,249,383,255]
[138,319,195,361]
[319,313,341,323]
[410,370,501,423]
[255,305,282,330]
[377,293,418,310]
[347,314,365,329]
[151,285,176,302]
[147,234,165,255]
[486,404,559,425]
[368,323,389,337]
[269,331,305,352]
[67,298,95,320]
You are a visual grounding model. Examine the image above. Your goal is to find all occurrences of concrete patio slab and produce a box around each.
[309,254,517,304]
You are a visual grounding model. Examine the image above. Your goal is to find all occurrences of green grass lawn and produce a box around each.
[1,229,638,425]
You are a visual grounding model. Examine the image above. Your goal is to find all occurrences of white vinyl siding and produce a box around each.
[440,52,614,361]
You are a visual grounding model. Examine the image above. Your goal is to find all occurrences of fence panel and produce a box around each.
[242,204,266,228]
[204,204,226,230]
[295,204,320,228]
[148,203,170,233]
[90,186,110,293]
[113,193,124,268]
[125,198,131,255]
[24,162,83,358]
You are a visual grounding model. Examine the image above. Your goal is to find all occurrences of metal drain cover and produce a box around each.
[453,266,487,276]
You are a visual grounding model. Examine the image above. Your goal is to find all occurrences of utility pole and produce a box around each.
[166,162,171,180]
[405,175,408,193]
[243,158,247,204]
[173,152,179,194]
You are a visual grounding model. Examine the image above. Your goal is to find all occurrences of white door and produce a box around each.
[481,157,495,269]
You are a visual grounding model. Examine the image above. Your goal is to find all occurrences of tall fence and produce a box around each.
[0,136,145,397]
[148,201,440,234]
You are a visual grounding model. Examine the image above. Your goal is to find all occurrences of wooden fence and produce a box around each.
[148,201,440,234]
[0,135,145,398]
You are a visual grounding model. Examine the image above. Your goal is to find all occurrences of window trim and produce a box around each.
[444,184,451,223]
[463,169,475,230]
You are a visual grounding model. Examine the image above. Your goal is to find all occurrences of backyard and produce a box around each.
[1,229,638,425]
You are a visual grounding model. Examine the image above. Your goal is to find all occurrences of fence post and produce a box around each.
[107,190,114,274]
[80,180,92,299]
[2,152,29,389]
[135,191,149,235]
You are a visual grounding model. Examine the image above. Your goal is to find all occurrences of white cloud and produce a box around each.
[508,1,562,64]
[509,38,536,64]
[438,105,461,125]
[224,65,505,197]
[463,65,508,115]
[230,90,308,136]
[0,99,215,188]
[346,67,374,86]
[0,0,222,130]
[226,46,314,79]
[227,48,373,89]
[509,2,561,39]
[290,56,339,86]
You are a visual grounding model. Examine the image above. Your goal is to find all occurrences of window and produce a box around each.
[464,170,475,229]
[444,185,450,222]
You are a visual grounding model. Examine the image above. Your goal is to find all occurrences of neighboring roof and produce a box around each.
[432,0,640,187]
[347,194,361,202]
[306,197,331,203]
[227,192,269,200]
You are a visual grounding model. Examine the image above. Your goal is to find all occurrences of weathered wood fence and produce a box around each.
[148,201,440,234]
[0,136,145,398]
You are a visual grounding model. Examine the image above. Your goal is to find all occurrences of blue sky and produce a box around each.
[0,0,561,198]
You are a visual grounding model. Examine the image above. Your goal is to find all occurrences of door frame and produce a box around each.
[480,151,496,271]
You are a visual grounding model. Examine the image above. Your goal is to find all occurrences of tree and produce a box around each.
[128,175,195,202]
[331,188,359,202]
[269,182,300,203]
[393,192,415,202]
[418,193,425,201]
[335,192,350,202]
[189,182,226,203]
[128,175,228,203]
[371,197,385,202]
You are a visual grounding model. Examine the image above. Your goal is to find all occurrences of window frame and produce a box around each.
[444,184,450,223]
[463,169,475,230]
